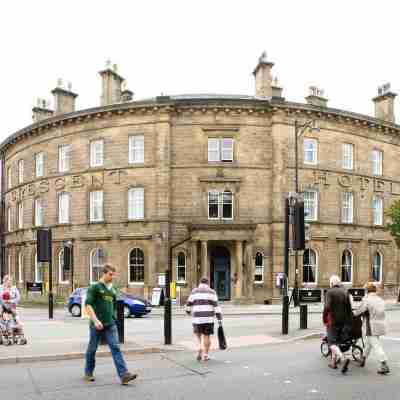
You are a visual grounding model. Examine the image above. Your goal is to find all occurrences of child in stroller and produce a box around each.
[0,303,27,346]
[321,314,364,363]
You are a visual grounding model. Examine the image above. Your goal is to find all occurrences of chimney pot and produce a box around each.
[32,97,53,122]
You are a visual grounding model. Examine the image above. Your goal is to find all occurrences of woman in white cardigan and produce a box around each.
[353,282,389,374]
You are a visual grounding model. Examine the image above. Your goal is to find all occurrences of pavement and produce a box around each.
[2,301,400,365]
[4,338,400,400]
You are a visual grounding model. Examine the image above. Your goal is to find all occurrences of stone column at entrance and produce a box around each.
[235,240,243,299]
[191,241,198,288]
[246,242,255,300]
[201,241,208,280]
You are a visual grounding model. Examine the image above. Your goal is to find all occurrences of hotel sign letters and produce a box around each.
[312,170,400,196]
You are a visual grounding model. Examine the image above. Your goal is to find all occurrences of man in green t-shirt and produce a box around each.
[84,264,137,385]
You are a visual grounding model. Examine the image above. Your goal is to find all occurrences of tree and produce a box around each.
[386,199,400,247]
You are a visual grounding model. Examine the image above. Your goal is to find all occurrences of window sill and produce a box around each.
[176,281,187,286]
[302,282,318,286]
[126,219,146,223]
[128,162,145,166]
[88,220,106,225]
[128,282,145,286]
[59,281,70,285]
[88,166,104,171]
[55,223,72,227]
[254,281,264,285]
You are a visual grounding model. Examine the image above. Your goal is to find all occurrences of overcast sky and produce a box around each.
[1,1,399,141]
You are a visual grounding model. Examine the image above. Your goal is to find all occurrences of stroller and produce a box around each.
[320,315,364,363]
[0,304,27,346]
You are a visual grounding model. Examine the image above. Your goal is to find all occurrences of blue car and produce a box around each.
[67,287,152,318]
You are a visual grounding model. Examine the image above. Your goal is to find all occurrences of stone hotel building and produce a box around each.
[1,54,400,303]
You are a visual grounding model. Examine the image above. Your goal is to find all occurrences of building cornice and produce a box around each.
[2,95,400,154]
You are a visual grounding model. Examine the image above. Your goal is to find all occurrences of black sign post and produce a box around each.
[299,289,322,330]
[37,229,53,319]
[348,288,365,302]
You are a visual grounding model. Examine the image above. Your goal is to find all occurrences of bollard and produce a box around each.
[300,304,308,329]
[116,299,125,344]
[282,295,289,335]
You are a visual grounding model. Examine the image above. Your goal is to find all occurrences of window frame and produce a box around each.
[372,251,383,283]
[128,135,144,164]
[207,190,234,220]
[58,144,71,173]
[303,138,318,165]
[128,248,145,285]
[304,190,318,221]
[7,206,12,232]
[58,248,70,284]
[58,192,71,224]
[90,248,105,284]
[254,252,264,284]
[341,249,353,284]
[303,248,318,284]
[35,252,44,283]
[372,194,383,226]
[17,201,23,230]
[35,152,45,178]
[372,149,383,176]
[90,139,104,168]
[7,166,12,190]
[18,252,23,284]
[127,187,145,220]
[176,252,186,284]
[342,143,354,170]
[34,198,44,227]
[18,159,24,184]
[341,191,354,224]
[89,190,104,223]
[207,138,234,162]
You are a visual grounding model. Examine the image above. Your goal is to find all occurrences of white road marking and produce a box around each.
[224,360,232,364]
[309,389,319,393]
[263,372,271,376]
[284,380,292,384]
[243,366,249,369]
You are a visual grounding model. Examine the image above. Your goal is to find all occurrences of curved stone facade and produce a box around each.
[2,60,400,303]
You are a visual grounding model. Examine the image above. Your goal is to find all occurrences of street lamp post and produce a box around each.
[292,119,319,306]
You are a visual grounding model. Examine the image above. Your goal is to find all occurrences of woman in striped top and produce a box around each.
[186,277,222,362]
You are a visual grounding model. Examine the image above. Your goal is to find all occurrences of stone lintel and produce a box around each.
[80,235,113,241]
[119,234,153,240]
[336,237,362,242]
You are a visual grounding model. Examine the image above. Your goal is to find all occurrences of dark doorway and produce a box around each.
[210,246,231,301]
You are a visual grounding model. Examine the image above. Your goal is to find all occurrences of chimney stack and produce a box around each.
[51,79,78,115]
[306,86,328,107]
[32,98,53,122]
[99,59,125,106]
[373,83,397,123]
[253,51,274,98]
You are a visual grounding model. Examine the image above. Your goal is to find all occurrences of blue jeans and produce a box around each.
[84,323,128,379]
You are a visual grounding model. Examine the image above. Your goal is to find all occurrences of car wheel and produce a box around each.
[70,304,81,317]
[124,305,131,318]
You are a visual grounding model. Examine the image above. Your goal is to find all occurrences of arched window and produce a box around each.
[176,252,186,283]
[303,249,317,283]
[129,248,144,283]
[59,249,70,284]
[341,250,353,283]
[17,252,23,284]
[372,252,382,283]
[254,252,264,283]
[90,248,105,283]
[35,252,44,283]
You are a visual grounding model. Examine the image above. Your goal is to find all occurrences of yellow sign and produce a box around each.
[170,282,176,299]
